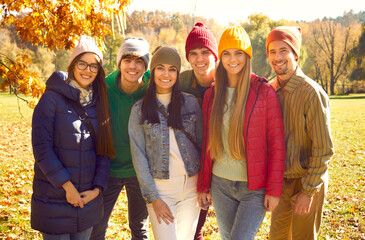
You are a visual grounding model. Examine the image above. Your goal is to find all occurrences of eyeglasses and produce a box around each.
[76,60,99,73]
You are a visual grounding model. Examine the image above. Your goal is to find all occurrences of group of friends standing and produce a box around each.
[31,22,334,240]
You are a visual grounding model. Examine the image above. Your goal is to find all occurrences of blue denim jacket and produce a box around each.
[129,93,203,203]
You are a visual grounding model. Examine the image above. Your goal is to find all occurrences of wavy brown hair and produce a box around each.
[208,54,251,160]
[68,53,115,158]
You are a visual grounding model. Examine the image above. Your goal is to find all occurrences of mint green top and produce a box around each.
[212,87,248,181]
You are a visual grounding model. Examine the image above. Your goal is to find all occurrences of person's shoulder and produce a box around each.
[182,92,200,106]
[133,98,143,108]
[182,92,197,101]
[180,69,193,78]
[180,70,194,84]
[250,73,273,91]
[106,69,120,85]
[300,74,328,97]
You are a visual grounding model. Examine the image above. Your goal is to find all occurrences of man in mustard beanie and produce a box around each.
[91,37,150,240]
[180,22,218,240]
[266,26,334,240]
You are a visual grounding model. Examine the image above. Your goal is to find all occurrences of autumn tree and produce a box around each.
[0,0,132,104]
[304,18,361,95]
[242,14,285,79]
[347,24,365,81]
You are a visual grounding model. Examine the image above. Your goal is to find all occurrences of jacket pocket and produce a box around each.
[182,112,197,136]
[142,122,160,139]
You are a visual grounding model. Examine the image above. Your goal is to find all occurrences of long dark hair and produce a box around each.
[140,69,184,129]
[68,53,116,158]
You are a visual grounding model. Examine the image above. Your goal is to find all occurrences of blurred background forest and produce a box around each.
[1,9,365,96]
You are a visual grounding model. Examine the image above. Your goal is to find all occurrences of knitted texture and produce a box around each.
[266,26,302,58]
[218,26,252,59]
[185,22,218,62]
[117,37,150,69]
[69,35,103,66]
[150,46,181,72]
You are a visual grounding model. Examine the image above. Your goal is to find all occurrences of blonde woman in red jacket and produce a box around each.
[197,26,286,240]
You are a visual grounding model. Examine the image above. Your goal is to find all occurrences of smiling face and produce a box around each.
[268,40,298,81]
[187,47,216,78]
[73,53,99,88]
[153,64,178,94]
[221,48,246,76]
[119,55,146,86]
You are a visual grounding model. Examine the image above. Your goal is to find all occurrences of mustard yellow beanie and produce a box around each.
[218,26,252,59]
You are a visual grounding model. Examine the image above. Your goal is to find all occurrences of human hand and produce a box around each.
[62,181,84,208]
[264,195,280,212]
[152,199,174,225]
[293,192,313,215]
[197,192,212,210]
[80,188,100,205]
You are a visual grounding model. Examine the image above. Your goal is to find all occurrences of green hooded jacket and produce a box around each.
[106,69,150,178]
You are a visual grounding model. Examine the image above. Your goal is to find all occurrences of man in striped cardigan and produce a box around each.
[266,26,334,240]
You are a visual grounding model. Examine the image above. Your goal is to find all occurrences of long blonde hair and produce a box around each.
[208,54,251,160]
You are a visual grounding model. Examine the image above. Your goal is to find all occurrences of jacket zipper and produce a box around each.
[245,79,264,189]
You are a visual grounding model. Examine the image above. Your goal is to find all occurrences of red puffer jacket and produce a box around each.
[197,73,285,197]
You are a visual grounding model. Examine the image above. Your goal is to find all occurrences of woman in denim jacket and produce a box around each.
[129,46,203,240]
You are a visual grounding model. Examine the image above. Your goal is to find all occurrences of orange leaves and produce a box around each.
[0,53,45,102]
[1,0,131,51]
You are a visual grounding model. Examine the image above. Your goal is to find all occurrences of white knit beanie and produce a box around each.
[117,37,150,70]
[68,35,103,67]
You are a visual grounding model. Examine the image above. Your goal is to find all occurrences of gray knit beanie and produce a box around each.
[150,46,181,73]
[117,37,150,70]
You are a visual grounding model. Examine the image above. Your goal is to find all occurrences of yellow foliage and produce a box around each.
[0,0,132,102]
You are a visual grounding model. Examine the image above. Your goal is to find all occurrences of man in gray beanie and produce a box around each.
[91,37,150,240]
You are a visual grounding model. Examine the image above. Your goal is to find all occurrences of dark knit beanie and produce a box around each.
[185,22,218,62]
[266,26,302,58]
[150,46,181,73]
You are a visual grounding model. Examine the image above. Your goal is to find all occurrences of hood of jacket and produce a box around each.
[46,71,99,104]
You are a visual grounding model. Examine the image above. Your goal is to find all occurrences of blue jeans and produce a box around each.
[42,227,92,240]
[211,175,266,240]
[90,176,149,240]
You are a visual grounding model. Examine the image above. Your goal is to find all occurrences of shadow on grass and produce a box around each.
[329,94,365,100]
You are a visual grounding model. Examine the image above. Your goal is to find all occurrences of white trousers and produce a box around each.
[147,174,200,240]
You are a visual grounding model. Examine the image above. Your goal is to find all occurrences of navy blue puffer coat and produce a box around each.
[31,71,110,234]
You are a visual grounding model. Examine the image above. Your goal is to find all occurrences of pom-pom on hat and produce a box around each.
[266,26,302,58]
[218,26,252,59]
[117,37,150,70]
[150,46,181,73]
[69,35,103,66]
[185,22,218,62]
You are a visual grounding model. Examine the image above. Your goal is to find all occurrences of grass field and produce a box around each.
[0,92,364,239]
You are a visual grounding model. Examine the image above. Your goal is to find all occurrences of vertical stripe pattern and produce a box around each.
[270,67,334,195]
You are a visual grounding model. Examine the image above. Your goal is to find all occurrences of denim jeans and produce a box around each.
[211,175,266,240]
[42,227,92,240]
[90,176,149,240]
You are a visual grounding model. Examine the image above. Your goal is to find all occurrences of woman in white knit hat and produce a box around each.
[31,35,115,240]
